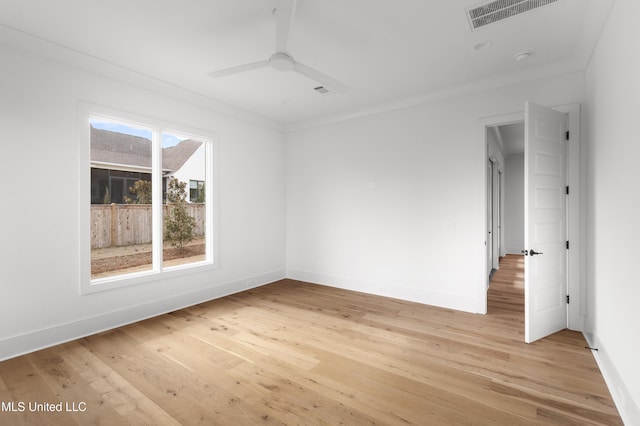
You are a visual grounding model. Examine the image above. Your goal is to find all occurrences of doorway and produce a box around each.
[481,103,582,342]
[487,120,524,314]
[487,122,524,295]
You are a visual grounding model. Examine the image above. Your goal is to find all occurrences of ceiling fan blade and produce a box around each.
[294,62,349,93]
[207,60,270,78]
[275,0,296,53]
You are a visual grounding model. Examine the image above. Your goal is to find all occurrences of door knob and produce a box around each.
[530,249,543,256]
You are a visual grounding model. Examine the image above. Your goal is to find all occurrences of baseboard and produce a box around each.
[286,269,482,314]
[583,332,640,425]
[506,248,524,255]
[0,270,285,362]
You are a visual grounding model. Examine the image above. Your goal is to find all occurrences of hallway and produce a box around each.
[488,254,525,315]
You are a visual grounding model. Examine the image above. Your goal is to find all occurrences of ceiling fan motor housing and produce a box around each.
[270,52,295,71]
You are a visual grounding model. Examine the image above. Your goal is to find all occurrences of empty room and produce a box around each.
[0,0,638,424]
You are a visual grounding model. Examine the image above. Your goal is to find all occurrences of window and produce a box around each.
[79,104,215,293]
[190,180,205,203]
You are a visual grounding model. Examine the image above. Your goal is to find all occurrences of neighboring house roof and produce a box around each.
[162,139,203,173]
[90,126,202,173]
[91,126,151,169]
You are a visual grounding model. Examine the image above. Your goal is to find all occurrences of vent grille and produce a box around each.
[466,0,558,30]
[313,86,335,96]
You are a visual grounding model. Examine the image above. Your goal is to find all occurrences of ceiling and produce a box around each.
[494,122,525,157]
[0,0,614,126]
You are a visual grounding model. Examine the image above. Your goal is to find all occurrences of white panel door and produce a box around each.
[524,102,568,343]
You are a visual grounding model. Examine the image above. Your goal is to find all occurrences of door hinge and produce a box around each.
[566,295,570,304]
[566,186,569,195]
[566,241,570,249]
[565,131,570,140]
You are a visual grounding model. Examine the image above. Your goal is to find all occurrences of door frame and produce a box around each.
[478,103,583,333]
[497,168,503,261]
[487,158,494,276]
[487,156,503,276]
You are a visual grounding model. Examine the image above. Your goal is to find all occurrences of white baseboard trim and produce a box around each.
[506,248,524,255]
[286,269,481,314]
[583,332,639,425]
[0,270,285,362]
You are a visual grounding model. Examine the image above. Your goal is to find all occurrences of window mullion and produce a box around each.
[152,128,163,271]
[205,140,215,264]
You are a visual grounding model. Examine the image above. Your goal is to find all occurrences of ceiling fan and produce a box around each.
[206,0,349,93]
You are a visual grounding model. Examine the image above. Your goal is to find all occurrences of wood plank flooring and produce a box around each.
[0,255,622,425]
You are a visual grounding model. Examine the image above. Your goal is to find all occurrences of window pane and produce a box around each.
[90,118,153,279]
[162,132,206,268]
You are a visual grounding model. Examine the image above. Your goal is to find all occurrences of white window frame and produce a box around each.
[78,102,217,294]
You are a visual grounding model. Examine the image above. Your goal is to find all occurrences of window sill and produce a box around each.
[81,260,217,295]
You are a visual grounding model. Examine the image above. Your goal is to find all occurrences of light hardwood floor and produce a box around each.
[0,255,622,425]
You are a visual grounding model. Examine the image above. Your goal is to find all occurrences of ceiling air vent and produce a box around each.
[466,0,558,30]
[313,86,335,96]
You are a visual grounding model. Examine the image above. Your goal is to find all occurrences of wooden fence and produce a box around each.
[91,203,205,249]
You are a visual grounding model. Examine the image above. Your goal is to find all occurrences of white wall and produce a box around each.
[584,0,640,423]
[286,72,585,314]
[0,42,286,360]
[504,154,524,254]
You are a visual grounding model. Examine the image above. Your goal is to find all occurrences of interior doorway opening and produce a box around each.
[481,103,580,342]
[487,121,525,320]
